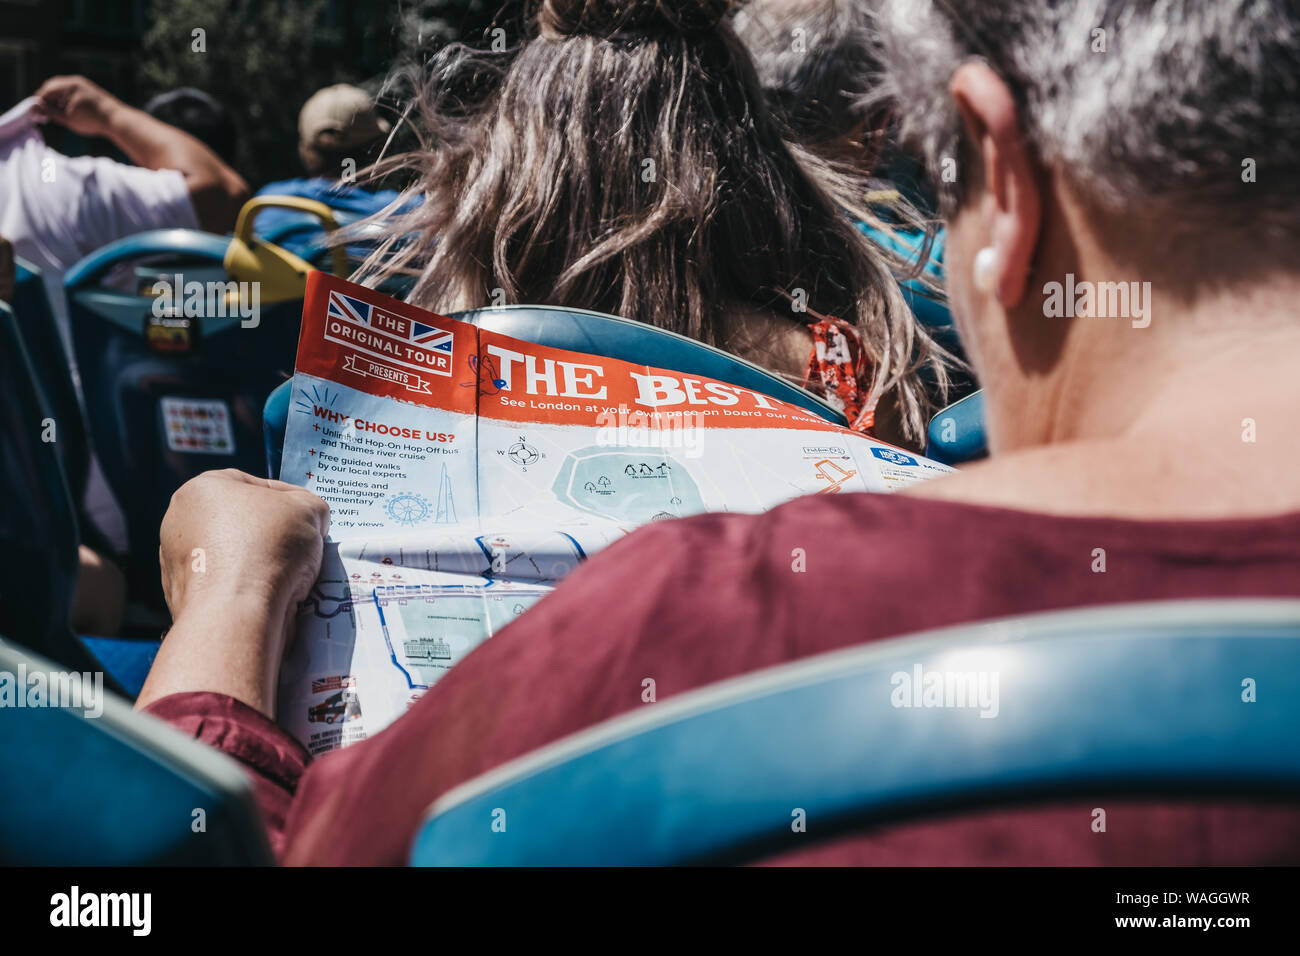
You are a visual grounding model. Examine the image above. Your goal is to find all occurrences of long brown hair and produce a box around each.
[354,0,950,442]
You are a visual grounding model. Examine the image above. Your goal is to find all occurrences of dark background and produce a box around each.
[0,0,526,188]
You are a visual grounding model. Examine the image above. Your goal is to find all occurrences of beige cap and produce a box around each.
[298,84,390,153]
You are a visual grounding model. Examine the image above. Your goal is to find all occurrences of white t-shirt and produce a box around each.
[0,96,199,554]
[0,96,199,352]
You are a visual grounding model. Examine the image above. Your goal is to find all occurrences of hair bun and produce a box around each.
[539,0,734,40]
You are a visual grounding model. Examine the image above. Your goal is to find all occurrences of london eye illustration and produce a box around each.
[385,492,432,526]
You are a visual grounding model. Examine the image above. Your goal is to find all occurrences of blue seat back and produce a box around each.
[0,301,85,666]
[0,639,272,864]
[857,221,955,345]
[75,635,160,699]
[263,377,293,479]
[263,303,846,479]
[66,230,301,597]
[0,300,138,689]
[412,599,1300,865]
[926,389,986,464]
[11,259,92,506]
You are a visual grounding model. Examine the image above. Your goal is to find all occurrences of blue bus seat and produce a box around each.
[0,297,149,691]
[263,377,293,480]
[9,259,92,507]
[926,389,986,465]
[0,300,85,668]
[263,303,847,479]
[77,635,159,698]
[66,228,304,602]
[858,220,954,345]
[0,639,272,865]
[412,599,1300,865]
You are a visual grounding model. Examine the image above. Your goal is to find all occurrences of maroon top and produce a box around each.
[145,494,1300,865]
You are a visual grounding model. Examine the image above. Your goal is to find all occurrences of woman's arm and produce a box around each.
[136,470,330,719]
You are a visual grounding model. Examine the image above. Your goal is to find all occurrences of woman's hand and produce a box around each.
[159,469,330,620]
[138,470,330,717]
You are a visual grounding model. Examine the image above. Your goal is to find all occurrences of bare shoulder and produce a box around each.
[900,453,1055,507]
[902,440,1137,515]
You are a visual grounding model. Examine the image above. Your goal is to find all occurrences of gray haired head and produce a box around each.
[872,0,1300,241]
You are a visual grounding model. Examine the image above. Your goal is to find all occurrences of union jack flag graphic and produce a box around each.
[411,321,454,352]
[327,289,371,324]
[327,289,454,354]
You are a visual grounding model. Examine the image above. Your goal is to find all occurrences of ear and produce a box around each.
[949,62,1041,308]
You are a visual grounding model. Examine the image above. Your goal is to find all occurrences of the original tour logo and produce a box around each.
[325,289,455,394]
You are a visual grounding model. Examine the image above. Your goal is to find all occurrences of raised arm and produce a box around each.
[35,75,250,233]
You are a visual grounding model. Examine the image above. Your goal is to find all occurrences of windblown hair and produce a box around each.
[353,0,951,442]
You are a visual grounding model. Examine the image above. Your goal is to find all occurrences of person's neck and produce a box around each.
[1003,275,1300,448]
[912,272,1300,519]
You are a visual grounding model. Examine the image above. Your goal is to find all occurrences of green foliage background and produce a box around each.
[138,0,519,188]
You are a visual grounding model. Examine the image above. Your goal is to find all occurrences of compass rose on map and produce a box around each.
[508,441,540,467]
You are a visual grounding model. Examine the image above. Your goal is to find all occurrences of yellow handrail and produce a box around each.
[222,196,350,305]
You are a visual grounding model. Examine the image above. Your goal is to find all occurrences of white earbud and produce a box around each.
[972,246,997,296]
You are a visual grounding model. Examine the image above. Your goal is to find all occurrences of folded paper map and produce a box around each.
[277,273,953,754]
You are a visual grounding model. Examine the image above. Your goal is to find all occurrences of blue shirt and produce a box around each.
[253,178,407,259]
